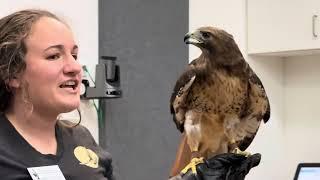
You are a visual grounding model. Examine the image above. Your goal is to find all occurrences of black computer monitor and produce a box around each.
[294,163,320,180]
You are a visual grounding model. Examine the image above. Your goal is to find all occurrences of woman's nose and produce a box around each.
[63,55,81,75]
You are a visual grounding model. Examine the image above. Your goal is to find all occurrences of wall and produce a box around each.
[284,55,320,179]
[189,0,286,179]
[0,0,99,142]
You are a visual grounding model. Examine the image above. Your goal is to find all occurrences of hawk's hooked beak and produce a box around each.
[184,31,204,46]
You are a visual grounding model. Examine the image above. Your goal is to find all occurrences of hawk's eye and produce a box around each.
[201,31,210,39]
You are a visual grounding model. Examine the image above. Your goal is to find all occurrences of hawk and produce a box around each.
[170,26,270,175]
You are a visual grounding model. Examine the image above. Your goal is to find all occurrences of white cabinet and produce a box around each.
[247,0,320,56]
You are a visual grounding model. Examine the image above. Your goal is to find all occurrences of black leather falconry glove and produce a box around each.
[169,153,261,180]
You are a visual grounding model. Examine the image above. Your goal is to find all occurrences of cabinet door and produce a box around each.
[247,0,320,56]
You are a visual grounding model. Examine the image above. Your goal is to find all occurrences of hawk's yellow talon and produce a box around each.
[234,147,251,157]
[230,138,236,144]
[181,157,204,174]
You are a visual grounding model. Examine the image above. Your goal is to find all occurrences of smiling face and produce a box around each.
[14,17,81,115]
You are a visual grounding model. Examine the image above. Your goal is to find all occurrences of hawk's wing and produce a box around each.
[248,68,270,123]
[237,65,270,151]
[170,68,197,132]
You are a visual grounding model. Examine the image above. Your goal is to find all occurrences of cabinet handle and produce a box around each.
[313,15,318,38]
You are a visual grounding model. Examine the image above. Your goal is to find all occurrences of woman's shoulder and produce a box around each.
[57,120,96,145]
[57,120,90,133]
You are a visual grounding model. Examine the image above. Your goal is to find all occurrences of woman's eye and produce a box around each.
[47,54,61,60]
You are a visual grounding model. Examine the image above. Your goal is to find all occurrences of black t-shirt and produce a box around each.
[0,113,113,180]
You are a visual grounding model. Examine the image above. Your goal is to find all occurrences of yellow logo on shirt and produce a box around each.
[74,146,99,168]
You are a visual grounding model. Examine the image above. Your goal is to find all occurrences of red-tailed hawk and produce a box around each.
[170,26,270,175]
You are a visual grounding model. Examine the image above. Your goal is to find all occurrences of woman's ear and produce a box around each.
[7,77,21,89]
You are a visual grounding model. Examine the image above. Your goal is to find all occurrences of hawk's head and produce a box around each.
[184,26,244,66]
[184,26,240,57]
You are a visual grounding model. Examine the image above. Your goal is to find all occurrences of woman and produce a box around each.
[0,9,113,179]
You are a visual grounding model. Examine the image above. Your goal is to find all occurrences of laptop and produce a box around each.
[294,163,320,180]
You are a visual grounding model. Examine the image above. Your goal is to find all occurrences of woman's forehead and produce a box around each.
[25,17,76,51]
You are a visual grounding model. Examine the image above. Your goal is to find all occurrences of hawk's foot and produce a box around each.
[181,157,204,175]
[233,147,251,157]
